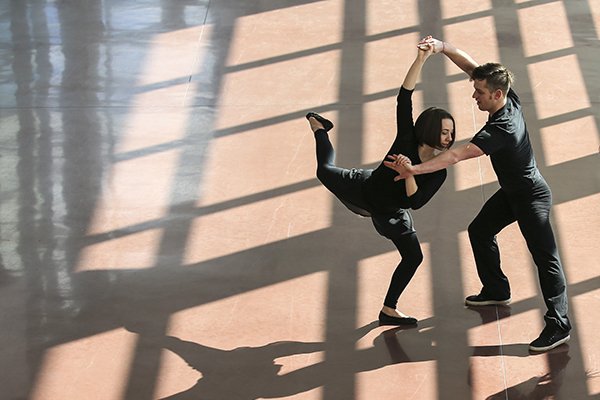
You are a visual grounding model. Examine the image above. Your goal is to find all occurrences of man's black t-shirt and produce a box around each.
[470,88,542,194]
[362,87,447,214]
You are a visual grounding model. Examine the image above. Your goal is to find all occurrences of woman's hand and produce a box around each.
[418,35,444,54]
[416,39,434,60]
[384,154,415,181]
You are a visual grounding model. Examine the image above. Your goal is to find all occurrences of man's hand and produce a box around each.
[384,154,415,181]
[416,40,434,60]
[418,35,444,54]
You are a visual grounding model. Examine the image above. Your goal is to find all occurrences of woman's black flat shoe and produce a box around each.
[306,112,334,132]
[378,311,417,326]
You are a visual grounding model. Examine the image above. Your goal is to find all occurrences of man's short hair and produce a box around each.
[471,63,514,94]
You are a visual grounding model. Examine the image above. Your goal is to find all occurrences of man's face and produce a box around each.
[472,79,496,112]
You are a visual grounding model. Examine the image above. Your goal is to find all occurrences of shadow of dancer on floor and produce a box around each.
[465,305,580,398]
[155,335,324,399]
[127,321,433,399]
[485,347,571,399]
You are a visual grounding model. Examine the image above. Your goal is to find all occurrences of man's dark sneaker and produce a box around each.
[465,293,511,306]
[529,325,570,352]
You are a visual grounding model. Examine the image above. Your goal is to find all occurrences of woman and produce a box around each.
[306,43,455,325]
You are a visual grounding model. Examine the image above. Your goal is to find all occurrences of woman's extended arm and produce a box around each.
[397,44,434,198]
[402,45,433,90]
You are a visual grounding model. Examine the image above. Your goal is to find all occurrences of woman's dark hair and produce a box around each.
[471,62,514,94]
[414,107,456,150]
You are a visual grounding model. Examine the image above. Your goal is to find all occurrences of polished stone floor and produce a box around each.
[1,1,599,399]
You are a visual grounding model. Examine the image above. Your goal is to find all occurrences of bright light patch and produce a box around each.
[31,329,137,400]
[540,116,599,166]
[518,2,573,57]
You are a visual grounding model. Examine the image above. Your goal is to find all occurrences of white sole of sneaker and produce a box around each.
[529,334,570,352]
[465,298,512,306]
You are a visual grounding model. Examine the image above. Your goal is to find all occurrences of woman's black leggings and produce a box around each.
[371,217,423,308]
[314,129,373,215]
[383,232,424,308]
[314,129,424,309]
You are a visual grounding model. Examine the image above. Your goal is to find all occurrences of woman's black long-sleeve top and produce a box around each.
[362,87,447,214]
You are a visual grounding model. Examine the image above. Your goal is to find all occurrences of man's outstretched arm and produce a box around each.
[384,142,485,180]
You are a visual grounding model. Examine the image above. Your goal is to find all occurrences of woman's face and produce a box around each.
[439,118,454,149]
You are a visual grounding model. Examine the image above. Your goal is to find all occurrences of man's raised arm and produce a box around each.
[421,36,479,78]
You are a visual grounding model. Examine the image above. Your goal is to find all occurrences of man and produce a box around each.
[385,37,571,352]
